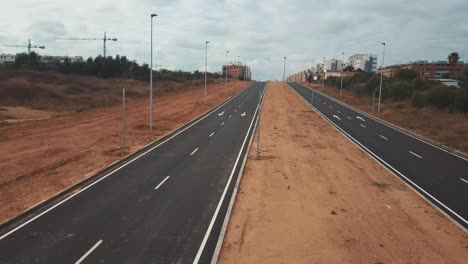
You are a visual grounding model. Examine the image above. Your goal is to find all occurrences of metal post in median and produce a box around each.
[122,88,127,150]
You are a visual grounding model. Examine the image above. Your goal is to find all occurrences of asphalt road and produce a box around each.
[0,82,266,264]
[288,82,468,230]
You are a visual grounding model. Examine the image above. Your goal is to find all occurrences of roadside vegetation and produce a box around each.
[324,69,468,114]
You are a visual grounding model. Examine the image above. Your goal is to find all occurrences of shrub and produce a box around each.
[411,91,429,107]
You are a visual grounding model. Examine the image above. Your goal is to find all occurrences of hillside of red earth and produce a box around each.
[0,71,250,223]
[302,82,468,155]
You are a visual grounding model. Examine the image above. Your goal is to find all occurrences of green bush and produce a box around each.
[395,69,418,81]
[411,91,429,107]
[383,81,415,101]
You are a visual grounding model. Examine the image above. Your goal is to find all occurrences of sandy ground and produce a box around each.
[0,80,249,224]
[219,82,468,264]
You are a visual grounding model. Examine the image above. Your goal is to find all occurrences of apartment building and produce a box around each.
[349,54,378,72]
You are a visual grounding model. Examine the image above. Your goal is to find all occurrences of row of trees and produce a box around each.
[10,52,224,82]
[325,69,468,113]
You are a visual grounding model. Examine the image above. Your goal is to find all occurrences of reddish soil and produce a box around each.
[219,82,468,264]
[0,80,250,224]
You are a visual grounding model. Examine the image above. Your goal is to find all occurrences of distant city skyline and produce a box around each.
[0,0,467,80]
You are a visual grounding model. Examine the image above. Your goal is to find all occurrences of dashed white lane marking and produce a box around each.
[75,239,103,264]
[460,178,468,184]
[329,106,333,109]
[409,151,423,159]
[360,124,366,128]
[241,112,246,117]
[191,148,199,155]
[337,110,341,113]
[221,122,225,126]
[155,176,170,190]
[323,102,326,105]
[357,116,366,122]
[229,115,232,118]
[333,115,341,120]
[234,109,237,112]
[347,116,351,120]
[379,135,388,140]
[218,111,224,116]
[209,132,215,137]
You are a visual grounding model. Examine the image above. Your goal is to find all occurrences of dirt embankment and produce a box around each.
[219,82,468,264]
[0,79,250,224]
[304,82,468,155]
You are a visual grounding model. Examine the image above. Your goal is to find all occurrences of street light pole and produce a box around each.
[340,52,344,96]
[283,57,287,82]
[225,50,229,95]
[204,41,210,104]
[150,13,157,130]
[237,55,240,91]
[322,57,325,90]
[378,42,386,113]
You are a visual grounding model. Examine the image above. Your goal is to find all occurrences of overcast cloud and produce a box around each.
[1,0,467,80]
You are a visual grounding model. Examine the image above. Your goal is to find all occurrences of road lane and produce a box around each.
[0,82,266,263]
[288,82,468,229]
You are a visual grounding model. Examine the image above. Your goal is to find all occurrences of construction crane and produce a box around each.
[0,39,45,54]
[53,32,117,57]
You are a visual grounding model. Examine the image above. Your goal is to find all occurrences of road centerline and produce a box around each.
[379,135,388,140]
[209,132,215,137]
[460,178,468,184]
[191,148,199,156]
[154,176,170,190]
[75,239,103,264]
[409,151,423,159]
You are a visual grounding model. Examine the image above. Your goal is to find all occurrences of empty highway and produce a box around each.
[288,82,468,230]
[0,82,266,263]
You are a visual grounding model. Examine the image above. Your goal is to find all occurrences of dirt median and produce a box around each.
[0,80,250,224]
[219,82,468,264]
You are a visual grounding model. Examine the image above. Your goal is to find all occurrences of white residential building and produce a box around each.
[325,59,344,71]
[349,54,378,72]
[0,54,16,64]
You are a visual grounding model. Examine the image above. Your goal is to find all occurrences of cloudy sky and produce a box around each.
[1,0,467,80]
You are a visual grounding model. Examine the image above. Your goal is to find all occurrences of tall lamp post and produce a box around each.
[150,13,157,130]
[378,42,386,113]
[225,50,229,95]
[237,55,240,91]
[340,52,344,96]
[322,57,325,90]
[204,41,210,104]
[283,56,287,82]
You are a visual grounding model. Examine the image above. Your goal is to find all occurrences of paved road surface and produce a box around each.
[288,82,468,230]
[0,82,266,263]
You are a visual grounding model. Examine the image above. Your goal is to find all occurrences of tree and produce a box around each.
[395,69,418,81]
[343,65,354,72]
[448,52,460,65]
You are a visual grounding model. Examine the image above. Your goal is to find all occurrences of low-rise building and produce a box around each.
[222,64,251,80]
[40,55,83,64]
[0,54,16,64]
[378,61,465,79]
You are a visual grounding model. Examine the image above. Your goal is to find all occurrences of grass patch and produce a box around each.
[0,133,8,141]
[371,181,390,191]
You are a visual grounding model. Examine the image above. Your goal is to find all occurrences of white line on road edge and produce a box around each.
[221,122,225,126]
[0,84,256,241]
[209,132,215,137]
[191,148,199,156]
[409,151,423,159]
[193,90,262,264]
[460,178,468,184]
[360,124,366,128]
[287,83,468,229]
[154,176,170,190]
[75,239,103,264]
[379,135,388,140]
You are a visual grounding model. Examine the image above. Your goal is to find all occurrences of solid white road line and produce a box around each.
[193,98,261,264]
[360,124,366,128]
[209,132,215,137]
[190,148,199,156]
[75,239,103,264]
[154,176,170,190]
[221,122,225,126]
[460,178,468,184]
[409,151,423,159]
[379,135,388,140]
